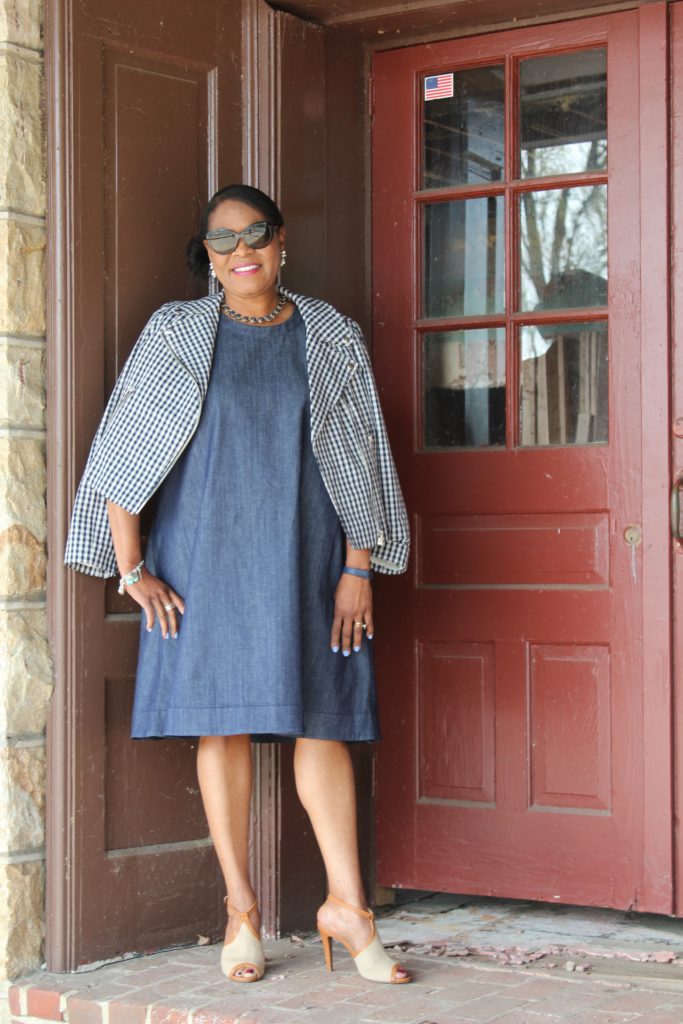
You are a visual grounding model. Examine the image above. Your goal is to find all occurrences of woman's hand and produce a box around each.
[330,573,374,656]
[106,501,184,639]
[125,568,185,640]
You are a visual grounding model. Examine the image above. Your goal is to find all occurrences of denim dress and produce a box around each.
[130,307,380,742]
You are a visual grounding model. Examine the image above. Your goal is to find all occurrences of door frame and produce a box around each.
[670,0,683,917]
[635,1,672,914]
[46,0,79,970]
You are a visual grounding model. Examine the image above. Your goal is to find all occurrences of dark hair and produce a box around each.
[187,184,285,279]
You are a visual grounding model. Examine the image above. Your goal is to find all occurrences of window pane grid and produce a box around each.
[418,46,608,450]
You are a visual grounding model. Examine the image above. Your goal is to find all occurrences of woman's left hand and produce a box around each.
[330,573,374,655]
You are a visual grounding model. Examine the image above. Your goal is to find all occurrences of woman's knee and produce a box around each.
[198,734,252,756]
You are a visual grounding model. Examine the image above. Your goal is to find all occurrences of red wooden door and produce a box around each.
[372,7,672,912]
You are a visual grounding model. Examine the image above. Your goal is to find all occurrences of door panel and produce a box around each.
[372,9,671,911]
[49,0,244,967]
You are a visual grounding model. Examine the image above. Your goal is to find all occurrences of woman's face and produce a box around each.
[203,199,285,302]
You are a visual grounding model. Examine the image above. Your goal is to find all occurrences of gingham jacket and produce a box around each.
[64,288,409,578]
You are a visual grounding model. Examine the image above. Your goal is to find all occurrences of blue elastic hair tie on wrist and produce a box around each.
[342,566,373,580]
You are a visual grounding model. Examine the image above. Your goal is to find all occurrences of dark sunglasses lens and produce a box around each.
[242,223,273,249]
[207,232,238,255]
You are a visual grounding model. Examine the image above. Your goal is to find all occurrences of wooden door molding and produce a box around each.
[240,0,283,941]
[636,0,672,914]
[671,0,683,916]
[46,0,80,972]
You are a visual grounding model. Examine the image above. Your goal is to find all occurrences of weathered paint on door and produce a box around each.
[371,7,672,912]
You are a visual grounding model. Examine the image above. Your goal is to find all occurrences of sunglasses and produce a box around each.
[205,221,278,255]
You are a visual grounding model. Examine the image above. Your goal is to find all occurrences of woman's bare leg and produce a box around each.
[293,737,408,978]
[197,734,260,977]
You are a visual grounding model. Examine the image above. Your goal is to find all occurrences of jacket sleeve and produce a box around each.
[347,318,410,575]
[63,303,175,578]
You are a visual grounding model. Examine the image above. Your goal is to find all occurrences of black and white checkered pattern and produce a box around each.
[64,289,410,578]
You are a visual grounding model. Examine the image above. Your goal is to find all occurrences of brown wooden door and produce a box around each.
[372,6,673,912]
[47,0,246,968]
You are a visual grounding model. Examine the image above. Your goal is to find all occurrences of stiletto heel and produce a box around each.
[316,894,411,984]
[320,929,334,971]
[220,898,265,983]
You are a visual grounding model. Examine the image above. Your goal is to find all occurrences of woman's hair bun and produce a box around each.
[187,234,210,280]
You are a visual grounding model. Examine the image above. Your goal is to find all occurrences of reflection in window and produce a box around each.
[423,65,505,189]
[424,197,505,319]
[424,329,506,448]
[519,185,607,311]
[520,49,607,178]
[520,322,608,445]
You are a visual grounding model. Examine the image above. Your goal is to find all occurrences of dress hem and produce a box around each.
[131,708,380,742]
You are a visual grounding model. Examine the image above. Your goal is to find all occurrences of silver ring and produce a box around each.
[353,621,367,630]
[163,602,175,612]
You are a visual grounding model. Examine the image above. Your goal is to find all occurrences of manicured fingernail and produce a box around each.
[367,633,374,639]
[332,645,339,653]
[173,632,179,639]
[343,650,350,657]
[164,633,169,640]
[146,626,152,632]
[353,645,361,652]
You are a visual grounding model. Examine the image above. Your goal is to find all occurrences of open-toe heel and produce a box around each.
[316,894,411,984]
[220,898,265,983]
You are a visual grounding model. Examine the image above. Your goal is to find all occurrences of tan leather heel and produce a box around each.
[317,894,411,984]
[220,898,265,983]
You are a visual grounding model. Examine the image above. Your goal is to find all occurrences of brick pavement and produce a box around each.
[7,935,683,1024]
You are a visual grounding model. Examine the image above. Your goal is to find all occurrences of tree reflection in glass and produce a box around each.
[519,185,607,311]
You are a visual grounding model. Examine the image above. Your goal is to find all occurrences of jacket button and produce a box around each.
[377,532,385,546]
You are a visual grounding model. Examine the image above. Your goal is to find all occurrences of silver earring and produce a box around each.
[280,249,287,268]
[209,262,216,280]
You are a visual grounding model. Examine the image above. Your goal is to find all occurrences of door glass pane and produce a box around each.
[520,321,608,445]
[520,49,607,178]
[424,329,506,448]
[423,65,505,188]
[424,197,505,318]
[519,185,607,311]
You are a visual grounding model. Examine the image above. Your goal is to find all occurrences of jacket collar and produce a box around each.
[162,288,359,437]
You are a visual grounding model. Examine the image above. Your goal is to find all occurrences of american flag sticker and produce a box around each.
[424,73,454,101]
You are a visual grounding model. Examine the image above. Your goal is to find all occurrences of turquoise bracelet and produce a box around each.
[342,566,373,580]
[118,558,145,595]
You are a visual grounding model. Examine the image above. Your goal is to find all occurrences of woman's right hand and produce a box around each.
[125,568,185,639]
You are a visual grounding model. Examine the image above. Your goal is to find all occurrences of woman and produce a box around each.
[65,184,411,985]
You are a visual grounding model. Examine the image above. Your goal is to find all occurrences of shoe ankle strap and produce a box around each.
[327,893,373,919]
[224,897,258,919]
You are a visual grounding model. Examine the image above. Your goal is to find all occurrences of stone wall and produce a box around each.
[0,0,50,991]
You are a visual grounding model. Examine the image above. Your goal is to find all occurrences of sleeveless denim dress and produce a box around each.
[130,307,380,742]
